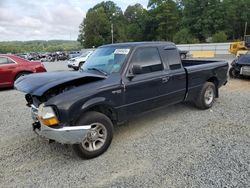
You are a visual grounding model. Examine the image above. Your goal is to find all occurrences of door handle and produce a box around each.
[162,76,170,83]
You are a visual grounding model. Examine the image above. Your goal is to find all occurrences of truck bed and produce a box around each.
[182,59,223,67]
[181,59,229,101]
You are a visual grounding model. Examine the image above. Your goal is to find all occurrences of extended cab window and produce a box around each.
[130,47,163,74]
[162,49,182,70]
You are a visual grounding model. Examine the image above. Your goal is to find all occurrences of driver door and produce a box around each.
[122,47,166,117]
[0,57,17,87]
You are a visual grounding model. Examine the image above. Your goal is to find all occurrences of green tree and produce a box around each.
[182,0,225,41]
[78,1,127,47]
[124,4,148,41]
[79,7,110,48]
[173,28,199,44]
[0,41,81,54]
[222,0,250,40]
[147,0,181,41]
[212,31,227,43]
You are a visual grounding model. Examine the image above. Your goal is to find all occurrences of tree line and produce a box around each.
[78,0,250,48]
[0,40,81,54]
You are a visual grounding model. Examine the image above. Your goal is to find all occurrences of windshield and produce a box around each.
[80,50,93,57]
[81,47,130,75]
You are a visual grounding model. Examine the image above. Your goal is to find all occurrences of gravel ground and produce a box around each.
[0,57,250,187]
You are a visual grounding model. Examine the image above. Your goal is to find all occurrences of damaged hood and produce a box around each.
[14,71,106,96]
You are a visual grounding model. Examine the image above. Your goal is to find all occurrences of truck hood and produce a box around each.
[14,71,106,96]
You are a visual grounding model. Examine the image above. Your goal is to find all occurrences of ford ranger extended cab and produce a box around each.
[15,42,228,159]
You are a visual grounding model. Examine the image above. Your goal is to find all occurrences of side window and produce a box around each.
[7,58,15,64]
[0,57,9,65]
[162,49,182,70]
[130,47,163,74]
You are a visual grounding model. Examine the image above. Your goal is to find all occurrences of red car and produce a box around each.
[0,54,47,88]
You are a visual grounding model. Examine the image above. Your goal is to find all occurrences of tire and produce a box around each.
[15,72,31,81]
[73,67,78,71]
[72,111,114,159]
[195,82,216,110]
[78,62,85,69]
[229,67,239,78]
[180,53,186,59]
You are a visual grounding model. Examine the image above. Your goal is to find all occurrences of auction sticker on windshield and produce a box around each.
[114,49,130,55]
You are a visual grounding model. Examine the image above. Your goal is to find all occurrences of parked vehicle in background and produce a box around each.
[15,42,228,159]
[229,35,250,57]
[68,49,94,70]
[0,54,47,88]
[16,53,28,59]
[179,50,189,59]
[68,51,81,59]
[229,54,250,78]
[27,52,40,61]
[54,52,69,61]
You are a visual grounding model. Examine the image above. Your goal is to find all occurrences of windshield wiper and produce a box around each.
[87,68,108,76]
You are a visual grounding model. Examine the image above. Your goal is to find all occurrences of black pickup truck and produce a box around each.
[15,42,228,159]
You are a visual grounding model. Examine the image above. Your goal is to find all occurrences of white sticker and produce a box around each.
[114,49,130,55]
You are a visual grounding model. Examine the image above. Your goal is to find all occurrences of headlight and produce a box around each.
[38,104,59,126]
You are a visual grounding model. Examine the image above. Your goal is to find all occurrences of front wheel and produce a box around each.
[72,111,113,159]
[195,82,216,109]
[78,62,85,69]
[180,53,186,59]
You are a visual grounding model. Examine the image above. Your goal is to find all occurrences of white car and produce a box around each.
[68,50,94,70]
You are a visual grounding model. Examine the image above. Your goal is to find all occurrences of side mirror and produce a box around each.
[127,65,142,80]
[132,64,142,75]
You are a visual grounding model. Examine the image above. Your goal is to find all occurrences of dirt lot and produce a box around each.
[0,61,250,187]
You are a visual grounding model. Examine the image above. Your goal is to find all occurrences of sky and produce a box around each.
[0,0,148,41]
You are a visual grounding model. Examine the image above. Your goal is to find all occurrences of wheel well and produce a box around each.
[87,105,117,125]
[207,77,219,97]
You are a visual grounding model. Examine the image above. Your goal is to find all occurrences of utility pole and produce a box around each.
[111,23,114,44]
[110,13,115,44]
[244,22,248,37]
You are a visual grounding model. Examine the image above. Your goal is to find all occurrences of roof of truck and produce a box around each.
[101,41,176,48]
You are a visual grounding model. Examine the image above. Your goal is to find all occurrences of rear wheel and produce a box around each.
[72,111,113,159]
[195,82,216,109]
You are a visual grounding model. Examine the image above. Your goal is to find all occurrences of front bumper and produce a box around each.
[34,123,91,144]
[67,61,78,68]
[31,105,91,144]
